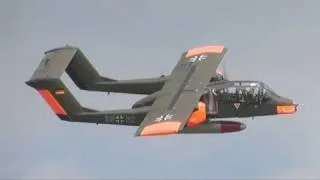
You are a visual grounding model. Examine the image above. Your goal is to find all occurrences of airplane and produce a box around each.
[25,45,298,137]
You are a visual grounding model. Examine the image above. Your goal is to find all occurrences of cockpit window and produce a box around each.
[263,83,279,97]
[211,81,280,104]
[234,81,261,87]
[263,84,274,92]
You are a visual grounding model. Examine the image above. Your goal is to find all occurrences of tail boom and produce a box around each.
[26,46,148,124]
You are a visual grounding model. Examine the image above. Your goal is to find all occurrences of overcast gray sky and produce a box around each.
[1,0,320,179]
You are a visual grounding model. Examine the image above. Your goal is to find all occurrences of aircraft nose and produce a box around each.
[280,97,294,104]
[274,96,299,114]
[276,102,298,114]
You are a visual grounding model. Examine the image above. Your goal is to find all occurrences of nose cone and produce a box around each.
[240,123,247,130]
[279,96,294,104]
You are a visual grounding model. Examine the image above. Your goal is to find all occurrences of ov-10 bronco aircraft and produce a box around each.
[26,45,298,137]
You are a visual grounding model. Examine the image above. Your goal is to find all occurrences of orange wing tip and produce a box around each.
[277,104,297,114]
[140,121,182,136]
[38,89,67,115]
[185,45,225,57]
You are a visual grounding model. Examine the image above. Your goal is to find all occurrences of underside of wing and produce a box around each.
[135,45,227,136]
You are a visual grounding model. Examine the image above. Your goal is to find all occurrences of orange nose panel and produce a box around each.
[277,105,297,114]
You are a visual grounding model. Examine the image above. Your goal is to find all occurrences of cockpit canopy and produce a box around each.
[212,81,280,104]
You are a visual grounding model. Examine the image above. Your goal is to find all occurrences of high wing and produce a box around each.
[135,45,227,136]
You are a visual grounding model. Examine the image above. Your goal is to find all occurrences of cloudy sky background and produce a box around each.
[1,0,320,178]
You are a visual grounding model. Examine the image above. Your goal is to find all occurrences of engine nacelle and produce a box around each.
[186,102,207,127]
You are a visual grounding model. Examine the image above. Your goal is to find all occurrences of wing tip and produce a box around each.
[139,121,182,136]
[185,45,226,57]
